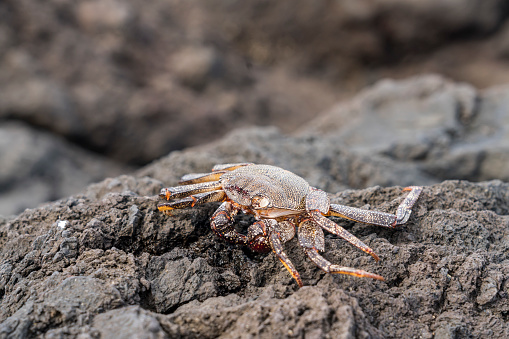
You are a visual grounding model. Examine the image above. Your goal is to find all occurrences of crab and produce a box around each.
[157,163,422,287]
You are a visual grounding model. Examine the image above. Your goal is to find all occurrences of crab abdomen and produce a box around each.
[220,164,310,211]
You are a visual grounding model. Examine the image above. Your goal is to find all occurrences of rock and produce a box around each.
[170,46,223,90]
[1,167,508,337]
[93,306,167,339]
[76,0,134,32]
[301,75,509,183]
[138,126,437,194]
[0,275,123,338]
[204,0,506,70]
[159,286,382,338]
[0,122,128,216]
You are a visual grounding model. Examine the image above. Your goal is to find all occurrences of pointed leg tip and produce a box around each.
[157,205,174,215]
[402,186,422,191]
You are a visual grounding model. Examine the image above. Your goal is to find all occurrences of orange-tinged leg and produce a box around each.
[269,229,303,287]
[179,171,226,185]
[247,220,296,253]
[305,188,379,261]
[304,248,384,281]
[212,163,254,172]
[246,219,302,286]
[298,219,384,281]
[308,211,379,261]
[178,163,256,184]
[157,190,226,215]
[159,181,222,200]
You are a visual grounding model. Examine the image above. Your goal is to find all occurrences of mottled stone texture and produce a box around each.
[1,156,508,337]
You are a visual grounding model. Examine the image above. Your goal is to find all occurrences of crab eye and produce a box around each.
[251,196,269,209]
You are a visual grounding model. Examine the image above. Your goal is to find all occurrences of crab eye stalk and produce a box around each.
[251,195,270,209]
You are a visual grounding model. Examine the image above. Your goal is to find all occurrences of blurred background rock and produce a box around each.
[2,0,509,215]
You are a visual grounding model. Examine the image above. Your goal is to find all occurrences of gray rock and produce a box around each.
[0,276,123,338]
[1,169,509,337]
[0,122,127,216]
[301,75,509,183]
[93,306,167,339]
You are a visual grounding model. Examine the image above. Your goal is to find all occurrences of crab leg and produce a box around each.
[246,219,302,286]
[210,201,248,245]
[395,186,422,225]
[298,219,325,252]
[328,186,423,227]
[159,181,223,200]
[178,163,256,184]
[263,219,304,287]
[306,188,379,261]
[247,220,296,251]
[157,190,226,214]
[297,218,383,280]
[304,248,384,281]
[212,163,254,172]
[270,231,303,287]
[308,211,380,261]
[179,171,226,185]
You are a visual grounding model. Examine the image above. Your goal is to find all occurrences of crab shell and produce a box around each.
[219,165,311,219]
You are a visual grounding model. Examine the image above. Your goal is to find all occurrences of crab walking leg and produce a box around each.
[179,163,256,184]
[305,188,379,261]
[157,191,226,215]
[246,219,302,286]
[159,181,223,200]
[265,221,303,288]
[212,163,254,172]
[247,220,296,253]
[298,219,325,252]
[328,186,423,227]
[270,232,303,287]
[309,211,380,261]
[395,186,423,225]
[210,201,248,245]
[304,248,384,281]
[297,219,384,280]
[179,171,226,185]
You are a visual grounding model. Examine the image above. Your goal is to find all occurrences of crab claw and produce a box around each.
[247,222,272,253]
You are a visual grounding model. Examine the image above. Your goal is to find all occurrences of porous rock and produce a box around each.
[0,171,508,337]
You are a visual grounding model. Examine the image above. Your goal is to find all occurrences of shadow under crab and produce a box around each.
[158,163,422,287]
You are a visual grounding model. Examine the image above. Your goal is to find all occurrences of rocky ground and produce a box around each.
[1,1,509,338]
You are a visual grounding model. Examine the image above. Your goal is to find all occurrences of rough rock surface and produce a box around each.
[0,122,128,216]
[1,106,509,337]
[302,75,509,183]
